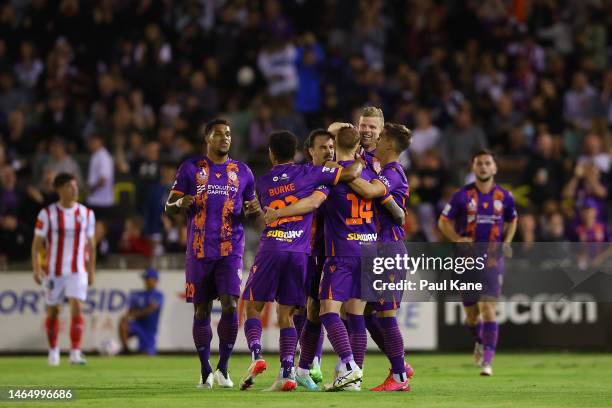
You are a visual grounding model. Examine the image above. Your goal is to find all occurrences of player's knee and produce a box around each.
[220,296,237,315]
[194,303,211,320]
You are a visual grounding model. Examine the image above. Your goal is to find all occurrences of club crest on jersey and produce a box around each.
[199,168,207,178]
[468,199,477,211]
[228,171,237,182]
[494,200,503,211]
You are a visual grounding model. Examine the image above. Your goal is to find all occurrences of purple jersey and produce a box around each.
[171,156,255,259]
[441,183,517,242]
[361,148,381,174]
[257,163,341,253]
[569,222,609,242]
[322,160,378,256]
[376,162,409,242]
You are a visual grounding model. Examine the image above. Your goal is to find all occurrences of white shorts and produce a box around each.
[44,273,88,306]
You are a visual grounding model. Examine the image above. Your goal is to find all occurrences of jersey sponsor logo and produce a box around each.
[444,294,597,325]
[346,232,378,242]
[266,229,305,240]
[272,173,290,182]
[378,175,391,188]
[322,167,337,174]
[476,214,502,224]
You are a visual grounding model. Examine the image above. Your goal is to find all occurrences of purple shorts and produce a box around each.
[319,256,362,302]
[185,256,243,304]
[242,251,308,307]
[462,262,504,306]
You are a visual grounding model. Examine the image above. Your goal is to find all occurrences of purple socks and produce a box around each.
[280,327,298,378]
[482,321,498,365]
[293,313,306,339]
[365,312,386,354]
[217,311,238,373]
[244,317,263,360]
[379,316,405,376]
[298,320,321,370]
[320,313,353,363]
[193,317,213,377]
[347,313,367,368]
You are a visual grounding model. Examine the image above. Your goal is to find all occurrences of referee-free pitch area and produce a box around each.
[1,353,611,408]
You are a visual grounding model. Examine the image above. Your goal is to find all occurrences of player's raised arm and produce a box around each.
[263,190,327,226]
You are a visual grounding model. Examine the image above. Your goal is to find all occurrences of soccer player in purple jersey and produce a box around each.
[265,126,377,391]
[438,151,518,376]
[346,123,414,391]
[240,131,361,391]
[358,106,384,174]
[292,129,336,388]
[165,118,261,389]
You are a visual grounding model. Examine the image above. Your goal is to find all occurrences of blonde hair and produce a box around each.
[360,106,385,125]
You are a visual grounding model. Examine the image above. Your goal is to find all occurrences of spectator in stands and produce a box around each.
[119,268,164,355]
[523,133,566,208]
[119,216,153,259]
[567,199,609,242]
[440,106,487,181]
[563,161,608,221]
[39,91,79,149]
[0,165,31,262]
[86,133,114,219]
[563,71,598,132]
[41,137,83,187]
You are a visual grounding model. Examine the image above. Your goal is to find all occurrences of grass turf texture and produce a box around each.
[1,353,611,408]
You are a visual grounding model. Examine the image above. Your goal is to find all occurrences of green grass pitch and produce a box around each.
[1,353,611,408]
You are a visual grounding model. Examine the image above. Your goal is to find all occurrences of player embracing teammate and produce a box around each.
[240,130,361,391]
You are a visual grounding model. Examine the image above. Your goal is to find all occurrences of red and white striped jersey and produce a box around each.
[34,203,96,277]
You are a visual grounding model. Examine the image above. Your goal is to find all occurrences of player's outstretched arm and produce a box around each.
[31,235,45,285]
[348,177,386,199]
[264,191,327,225]
[382,199,405,226]
[164,192,194,215]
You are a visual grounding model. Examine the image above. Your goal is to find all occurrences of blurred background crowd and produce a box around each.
[0,0,611,268]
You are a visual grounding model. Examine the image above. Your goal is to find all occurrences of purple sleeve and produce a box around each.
[503,191,518,222]
[315,184,330,197]
[243,165,256,202]
[309,165,341,187]
[378,167,402,202]
[171,163,191,196]
[441,190,464,220]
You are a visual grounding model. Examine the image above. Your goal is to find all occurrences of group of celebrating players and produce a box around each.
[32,105,517,392]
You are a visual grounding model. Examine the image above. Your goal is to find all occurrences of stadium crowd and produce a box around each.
[0,0,611,266]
